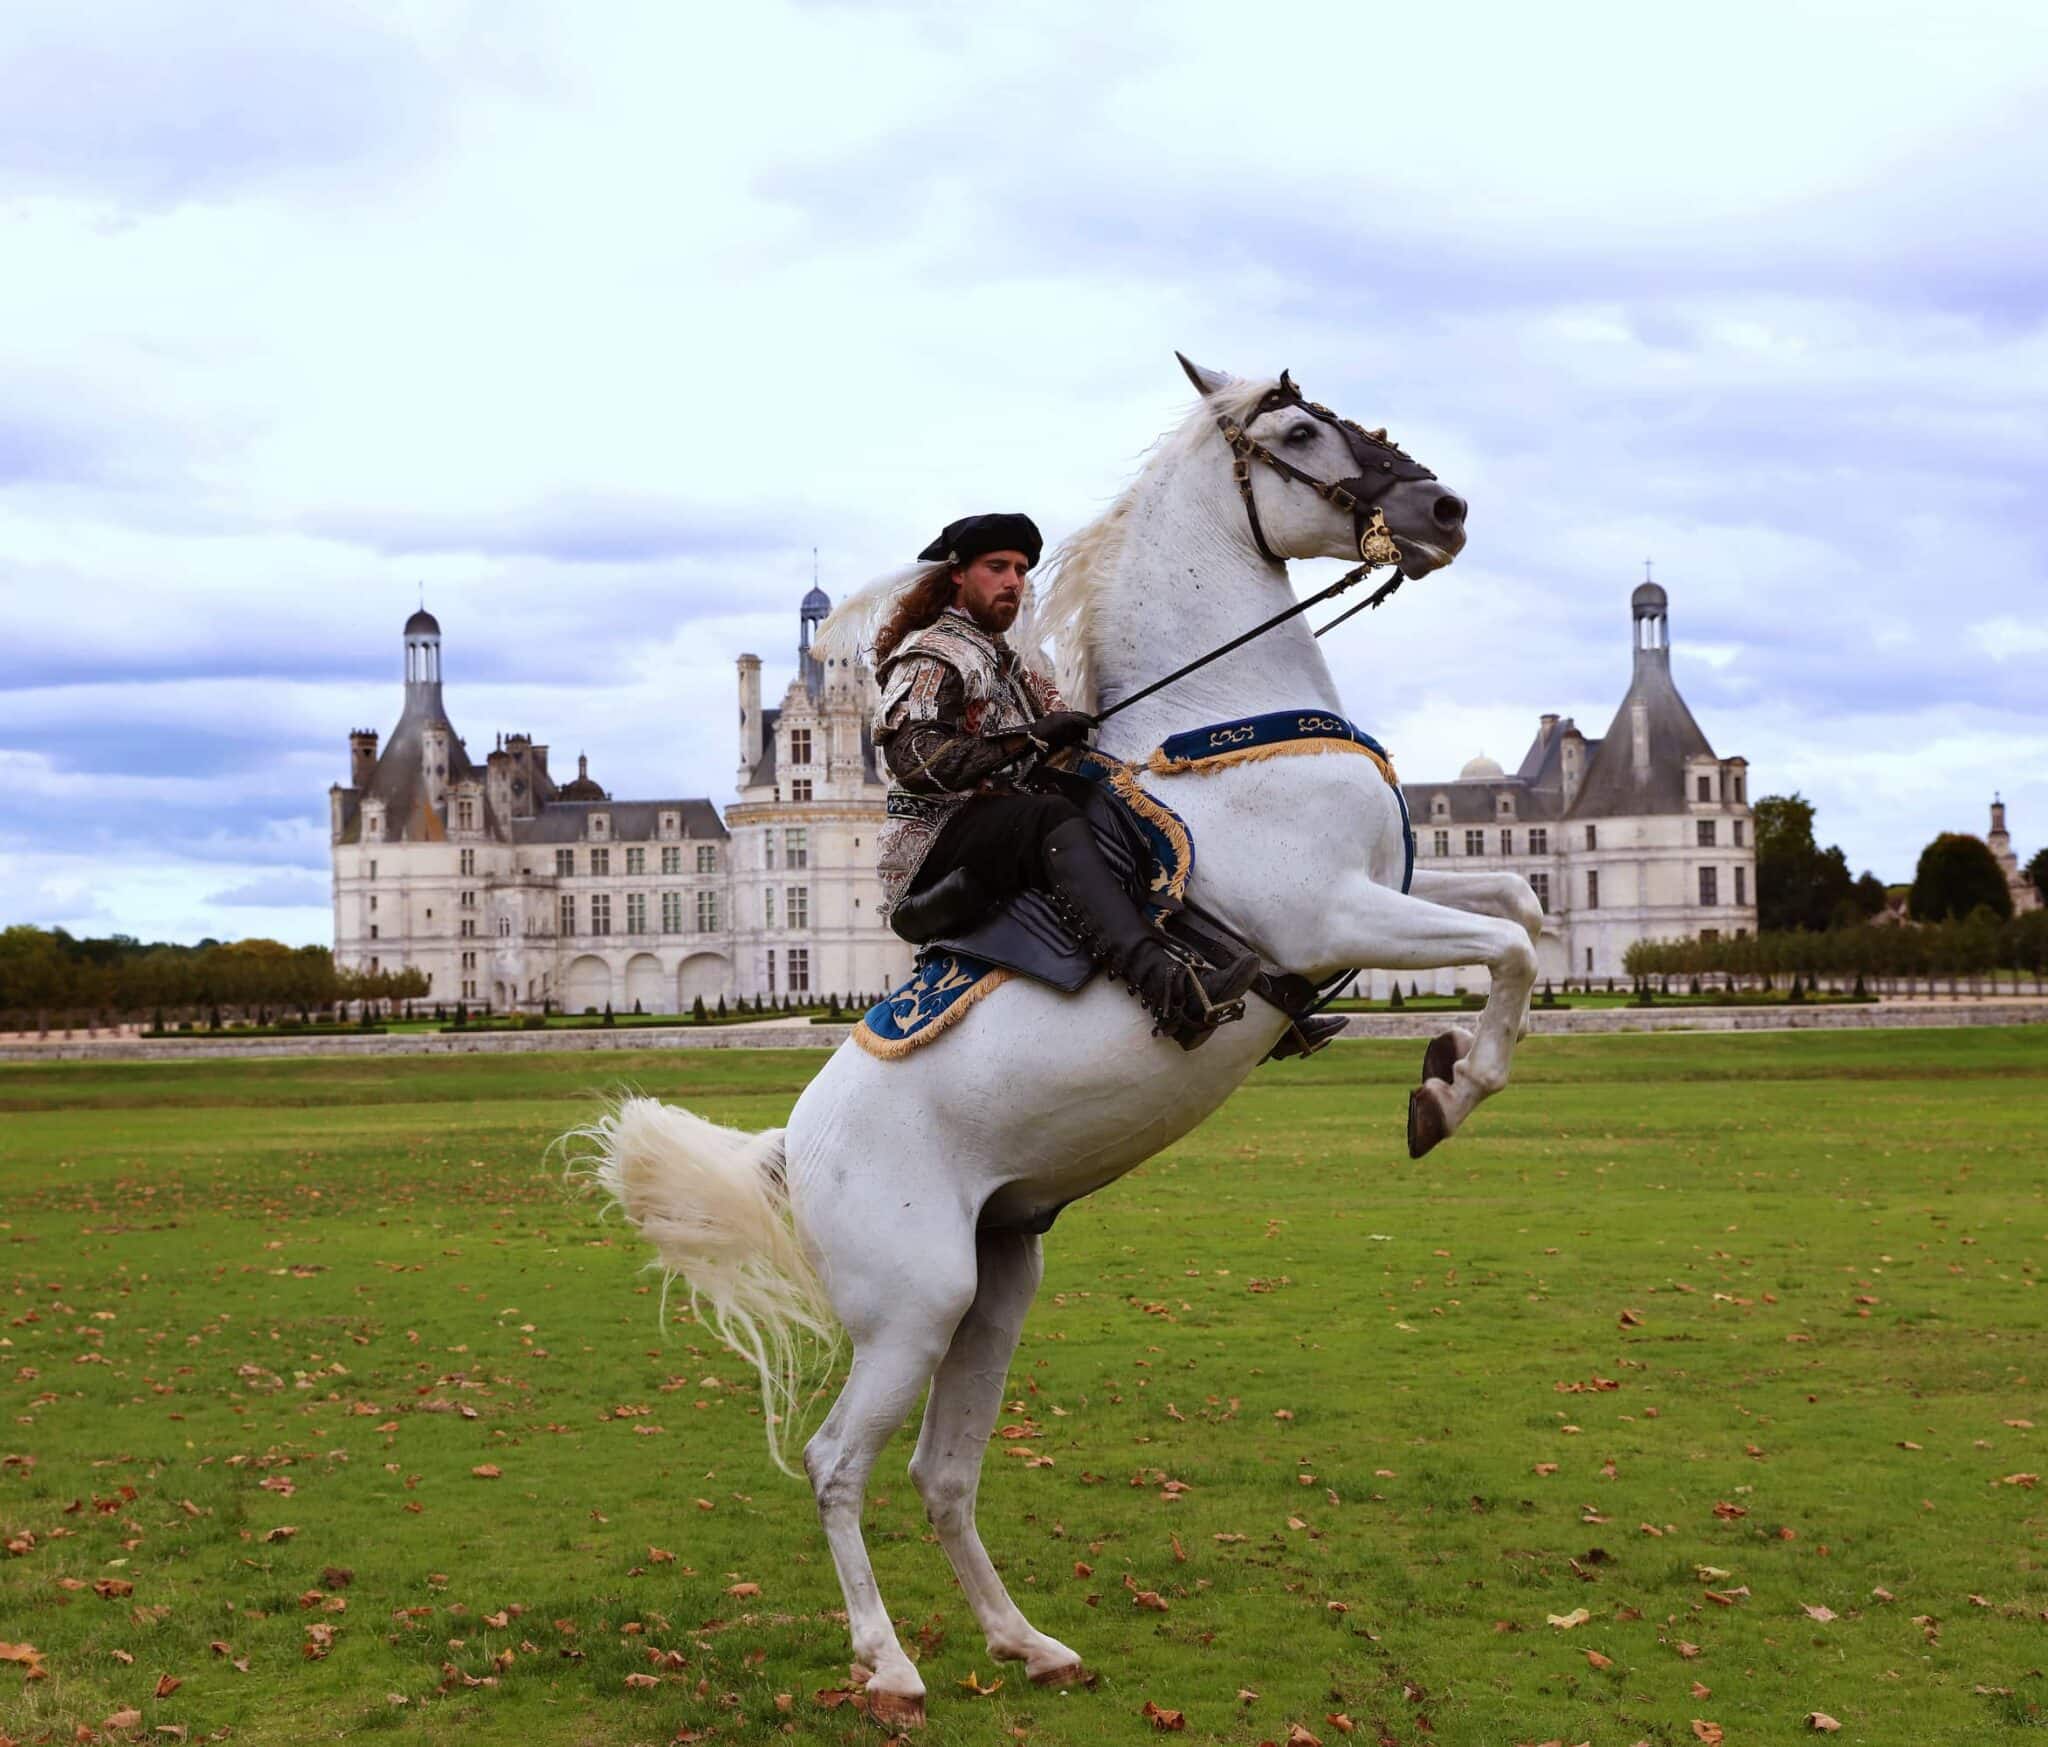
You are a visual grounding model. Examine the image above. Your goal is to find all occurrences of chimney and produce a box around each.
[1560,726,1584,808]
[421,725,450,817]
[1539,713,1558,746]
[737,653,764,782]
[350,729,379,787]
[530,741,550,791]
[487,747,514,828]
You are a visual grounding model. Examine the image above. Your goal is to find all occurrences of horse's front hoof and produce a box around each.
[1407,1083,1452,1159]
[867,1688,927,1729]
[1422,1027,1472,1086]
[1030,1661,1092,1688]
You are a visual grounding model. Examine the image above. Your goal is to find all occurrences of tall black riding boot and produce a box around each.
[1041,816,1258,1049]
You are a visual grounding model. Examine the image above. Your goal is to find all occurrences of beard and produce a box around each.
[961,593,1020,633]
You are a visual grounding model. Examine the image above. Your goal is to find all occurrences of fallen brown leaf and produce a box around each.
[1585,1650,1614,1670]
[1692,1723,1723,1746]
[153,1674,181,1699]
[958,1670,1003,1696]
[726,1581,761,1598]
[1802,1603,1837,1622]
[1806,1714,1842,1734]
[1546,1608,1591,1629]
[471,1464,502,1480]
[1140,1699,1186,1732]
[104,1708,143,1733]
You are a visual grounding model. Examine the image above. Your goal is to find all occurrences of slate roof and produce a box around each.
[511,799,728,844]
[339,678,478,844]
[1570,648,1715,817]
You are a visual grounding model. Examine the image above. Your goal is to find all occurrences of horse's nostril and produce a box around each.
[1433,494,1467,529]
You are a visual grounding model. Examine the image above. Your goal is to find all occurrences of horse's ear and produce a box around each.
[1175,352,1232,399]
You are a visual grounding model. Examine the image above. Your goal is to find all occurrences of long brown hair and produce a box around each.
[872,565,958,666]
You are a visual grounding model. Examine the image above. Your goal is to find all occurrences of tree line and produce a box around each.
[1625,907,2048,995]
[0,927,425,1033]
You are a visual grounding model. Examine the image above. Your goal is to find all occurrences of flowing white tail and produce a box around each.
[573,1096,839,1475]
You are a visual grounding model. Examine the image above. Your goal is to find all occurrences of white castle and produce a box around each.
[327,592,912,1014]
[1390,579,1757,990]
[330,578,1755,1009]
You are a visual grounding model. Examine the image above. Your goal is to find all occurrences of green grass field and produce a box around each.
[3,1030,2045,1746]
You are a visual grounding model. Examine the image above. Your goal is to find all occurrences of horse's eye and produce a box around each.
[1285,423,1316,445]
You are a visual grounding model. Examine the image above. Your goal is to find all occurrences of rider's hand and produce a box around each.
[1024,711,1095,753]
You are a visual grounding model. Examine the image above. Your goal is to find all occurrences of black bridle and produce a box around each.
[1091,371,1432,726]
[1215,369,1438,568]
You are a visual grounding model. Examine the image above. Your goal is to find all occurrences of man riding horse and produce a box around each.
[872,511,1258,1049]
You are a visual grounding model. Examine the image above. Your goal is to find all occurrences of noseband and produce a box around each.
[1214,372,1438,568]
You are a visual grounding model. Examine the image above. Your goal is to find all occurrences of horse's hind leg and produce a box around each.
[907,1228,1087,1685]
[803,1227,978,1728]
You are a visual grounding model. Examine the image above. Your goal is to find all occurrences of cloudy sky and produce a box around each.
[3,0,2043,946]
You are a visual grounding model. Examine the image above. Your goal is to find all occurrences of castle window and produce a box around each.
[764,888,776,928]
[460,848,475,876]
[1529,828,1548,855]
[626,846,646,875]
[1585,824,1598,851]
[696,890,719,932]
[458,799,476,830]
[786,886,809,928]
[661,846,681,875]
[1735,866,1748,907]
[1500,828,1513,856]
[791,779,813,802]
[590,847,610,876]
[368,860,377,879]
[626,892,648,934]
[369,894,378,911]
[1528,871,1550,911]
[785,828,808,869]
[1735,774,1746,803]
[1431,795,1447,818]
[369,923,379,939]
[459,919,475,937]
[1701,928,1719,945]
[1464,829,1485,857]
[696,844,718,874]
[1433,829,1449,857]
[461,889,476,909]
[661,812,678,838]
[1697,820,1716,847]
[497,917,510,937]
[790,728,813,764]
[1699,866,1719,906]
[1733,820,1745,848]
[1697,775,1712,803]
[559,895,576,935]
[662,891,683,933]
[787,947,810,993]
[1587,870,1600,909]
[556,848,574,877]
[591,894,611,935]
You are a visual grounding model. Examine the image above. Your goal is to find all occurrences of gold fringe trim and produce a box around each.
[1146,736,1399,787]
[851,968,1013,1060]
[1098,759,1193,902]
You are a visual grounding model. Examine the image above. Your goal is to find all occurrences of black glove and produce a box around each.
[1023,710,1095,753]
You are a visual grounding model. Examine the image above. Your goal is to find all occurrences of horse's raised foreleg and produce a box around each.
[1404,866,1545,1059]
[908,1229,1087,1685]
[803,1231,979,1728]
[1319,875,1538,1155]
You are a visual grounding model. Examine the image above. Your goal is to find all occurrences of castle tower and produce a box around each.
[404,607,444,696]
[800,582,831,701]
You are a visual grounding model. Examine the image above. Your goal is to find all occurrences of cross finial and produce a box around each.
[1643,557,1654,583]
[812,545,819,587]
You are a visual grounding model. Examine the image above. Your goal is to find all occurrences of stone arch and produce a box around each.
[563,954,612,1014]
[624,952,665,1014]
[677,952,731,1009]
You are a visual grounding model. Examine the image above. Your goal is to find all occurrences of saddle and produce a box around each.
[885,756,1345,1060]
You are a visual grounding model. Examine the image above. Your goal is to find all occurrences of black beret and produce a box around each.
[918,512,1043,569]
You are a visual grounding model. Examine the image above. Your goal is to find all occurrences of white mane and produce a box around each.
[815,374,1278,710]
[1023,375,1276,713]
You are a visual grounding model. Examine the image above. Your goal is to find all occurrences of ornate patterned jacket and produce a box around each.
[873,607,1063,917]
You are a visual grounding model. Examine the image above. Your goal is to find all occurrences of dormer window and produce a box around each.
[590,811,610,840]
[790,728,813,765]
[1431,795,1448,818]
[660,812,679,839]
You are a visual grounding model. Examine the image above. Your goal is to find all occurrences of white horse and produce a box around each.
[582,358,1541,1727]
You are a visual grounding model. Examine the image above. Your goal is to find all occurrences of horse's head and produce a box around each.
[1176,354,1467,578]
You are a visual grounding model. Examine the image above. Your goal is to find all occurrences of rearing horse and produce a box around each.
[580,357,1541,1727]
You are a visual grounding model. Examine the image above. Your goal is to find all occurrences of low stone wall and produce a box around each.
[2,1000,2041,1065]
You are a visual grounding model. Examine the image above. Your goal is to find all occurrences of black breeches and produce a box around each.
[912,791,1085,902]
